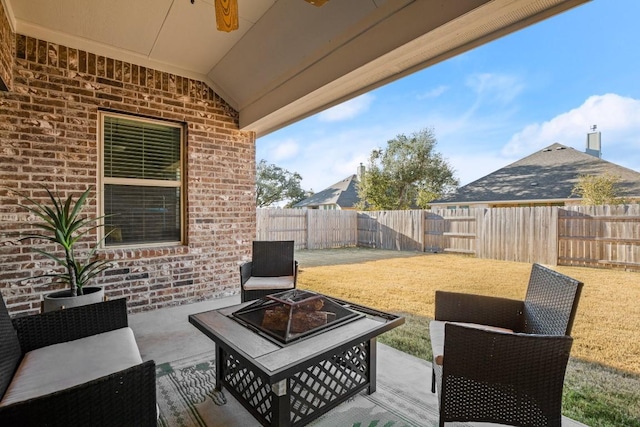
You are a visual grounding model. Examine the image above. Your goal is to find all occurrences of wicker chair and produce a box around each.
[240,240,298,302]
[430,263,583,427]
[0,295,157,426]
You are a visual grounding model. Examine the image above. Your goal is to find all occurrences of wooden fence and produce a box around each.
[357,210,423,251]
[557,204,640,269]
[256,209,357,249]
[257,205,640,269]
[425,207,559,265]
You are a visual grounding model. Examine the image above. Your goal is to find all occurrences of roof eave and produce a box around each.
[430,198,579,206]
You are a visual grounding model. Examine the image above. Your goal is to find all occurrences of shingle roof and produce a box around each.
[293,175,360,208]
[432,143,640,204]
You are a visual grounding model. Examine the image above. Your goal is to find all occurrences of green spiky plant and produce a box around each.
[15,186,113,297]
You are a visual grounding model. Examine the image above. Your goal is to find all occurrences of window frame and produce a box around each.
[98,110,186,248]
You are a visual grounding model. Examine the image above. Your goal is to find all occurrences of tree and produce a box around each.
[256,160,307,207]
[357,128,458,210]
[571,173,626,205]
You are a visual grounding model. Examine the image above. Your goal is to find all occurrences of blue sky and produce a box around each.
[257,0,640,193]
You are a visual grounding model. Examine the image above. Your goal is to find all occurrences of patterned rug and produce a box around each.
[156,351,440,427]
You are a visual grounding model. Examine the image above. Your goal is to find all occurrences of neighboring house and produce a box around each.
[294,174,360,210]
[0,1,591,315]
[431,142,640,209]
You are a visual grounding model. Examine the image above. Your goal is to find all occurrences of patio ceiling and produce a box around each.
[3,0,590,136]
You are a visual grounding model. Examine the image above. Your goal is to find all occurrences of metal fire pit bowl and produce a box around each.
[231,290,363,345]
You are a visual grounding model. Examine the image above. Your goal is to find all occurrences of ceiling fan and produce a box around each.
[191,0,329,32]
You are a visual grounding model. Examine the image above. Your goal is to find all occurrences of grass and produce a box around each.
[376,312,432,360]
[297,250,640,427]
[564,359,640,427]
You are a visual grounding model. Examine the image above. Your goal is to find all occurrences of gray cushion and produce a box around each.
[0,327,142,407]
[243,276,296,291]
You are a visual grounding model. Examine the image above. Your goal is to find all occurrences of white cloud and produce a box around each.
[272,123,403,192]
[417,85,448,100]
[502,94,640,159]
[466,73,525,105]
[317,94,375,122]
[271,139,299,162]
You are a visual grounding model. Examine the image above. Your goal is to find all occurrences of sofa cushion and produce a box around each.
[0,327,142,407]
[243,276,295,291]
[429,321,513,366]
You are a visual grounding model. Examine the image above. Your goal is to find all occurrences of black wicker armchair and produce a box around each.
[430,263,583,427]
[240,240,298,302]
[0,295,157,427]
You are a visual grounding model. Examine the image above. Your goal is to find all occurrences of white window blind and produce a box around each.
[102,114,183,246]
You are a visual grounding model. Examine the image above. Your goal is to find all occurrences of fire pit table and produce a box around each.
[188,290,404,427]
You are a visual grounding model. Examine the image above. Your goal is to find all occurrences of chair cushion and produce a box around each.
[243,276,296,291]
[429,321,513,366]
[0,327,142,407]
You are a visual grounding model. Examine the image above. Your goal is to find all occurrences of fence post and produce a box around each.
[420,210,425,253]
[306,209,311,249]
[551,206,559,266]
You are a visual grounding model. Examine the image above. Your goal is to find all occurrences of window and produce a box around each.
[100,112,184,247]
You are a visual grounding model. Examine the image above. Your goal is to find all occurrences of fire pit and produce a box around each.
[189,291,405,427]
[231,290,363,345]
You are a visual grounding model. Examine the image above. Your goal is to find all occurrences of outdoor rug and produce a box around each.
[155,350,442,427]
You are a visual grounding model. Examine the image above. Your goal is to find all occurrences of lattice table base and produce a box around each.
[217,340,373,427]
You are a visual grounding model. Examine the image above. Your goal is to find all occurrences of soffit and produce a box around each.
[4,0,590,136]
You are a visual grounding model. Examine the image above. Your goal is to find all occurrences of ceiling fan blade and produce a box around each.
[304,0,329,5]
[215,0,239,32]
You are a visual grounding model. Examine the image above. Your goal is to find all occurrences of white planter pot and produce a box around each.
[42,287,105,313]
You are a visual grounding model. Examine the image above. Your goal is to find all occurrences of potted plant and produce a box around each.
[14,186,113,312]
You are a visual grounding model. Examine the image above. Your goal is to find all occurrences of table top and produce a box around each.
[189,298,404,379]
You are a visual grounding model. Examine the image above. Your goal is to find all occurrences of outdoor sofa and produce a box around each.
[0,295,157,426]
[430,263,583,427]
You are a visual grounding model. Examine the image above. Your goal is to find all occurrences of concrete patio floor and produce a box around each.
[129,293,587,427]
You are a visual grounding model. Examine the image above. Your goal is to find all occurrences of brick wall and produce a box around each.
[0,1,12,90]
[0,32,256,316]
